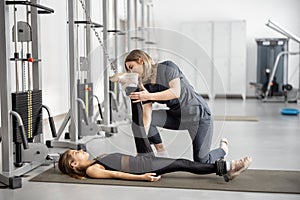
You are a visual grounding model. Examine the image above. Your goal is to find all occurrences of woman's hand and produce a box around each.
[141,173,161,182]
[129,84,151,103]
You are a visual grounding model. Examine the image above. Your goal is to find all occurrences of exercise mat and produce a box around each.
[30,168,300,194]
[213,115,259,121]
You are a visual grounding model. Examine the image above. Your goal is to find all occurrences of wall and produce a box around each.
[151,0,300,96]
[40,0,69,116]
[7,0,300,118]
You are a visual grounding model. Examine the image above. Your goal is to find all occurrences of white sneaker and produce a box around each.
[223,156,252,182]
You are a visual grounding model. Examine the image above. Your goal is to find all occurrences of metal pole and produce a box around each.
[134,0,138,48]
[114,0,119,65]
[13,2,19,92]
[26,2,31,91]
[146,3,151,49]
[103,0,110,126]
[266,20,300,44]
[264,51,300,99]
[284,41,289,90]
[140,0,145,49]
[68,0,79,142]
[0,0,14,174]
[126,0,132,51]
[85,0,91,82]
[31,0,42,91]
[31,0,43,143]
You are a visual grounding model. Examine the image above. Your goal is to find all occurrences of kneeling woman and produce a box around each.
[59,101,252,182]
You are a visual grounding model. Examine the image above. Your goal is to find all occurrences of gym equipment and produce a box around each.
[263,20,300,103]
[281,108,299,115]
[251,20,300,103]
[252,38,288,100]
[78,0,128,125]
[0,0,56,189]
[46,0,132,150]
[263,51,300,102]
[46,0,104,150]
[264,20,300,115]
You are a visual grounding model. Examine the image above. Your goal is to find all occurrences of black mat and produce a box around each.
[30,167,300,194]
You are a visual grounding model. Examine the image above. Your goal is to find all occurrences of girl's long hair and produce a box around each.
[124,49,157,83]
[58,150,87,180]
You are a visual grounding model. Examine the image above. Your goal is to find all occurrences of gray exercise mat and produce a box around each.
[213,116,259,121]
[30,167,300,194]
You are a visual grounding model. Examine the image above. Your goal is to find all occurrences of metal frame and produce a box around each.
[126,0,132,51]
[263,51,300,102]
[0,0,15,184]
[0,0,53,189]
[102,0,110,126]
[264,20,300,102]
[48,0,119,150]
[48,0,98,150]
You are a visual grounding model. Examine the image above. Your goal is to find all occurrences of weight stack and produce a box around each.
[255,38,288,95]
[12,90,43,143]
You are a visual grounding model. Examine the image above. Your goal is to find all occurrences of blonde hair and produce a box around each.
[124,49,157,83]
[58,150,87,180]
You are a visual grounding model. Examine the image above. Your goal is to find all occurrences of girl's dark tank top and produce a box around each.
[94,153,123,171]
[94,153,156,174]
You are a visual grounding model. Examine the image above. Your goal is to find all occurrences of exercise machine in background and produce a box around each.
[0,1,56,189]
[264,20,300,104]
[252,38,288,100]
[251,20,300,105]
[265,20,300,115]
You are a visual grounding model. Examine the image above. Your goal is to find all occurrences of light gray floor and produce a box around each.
[1,99,300,200]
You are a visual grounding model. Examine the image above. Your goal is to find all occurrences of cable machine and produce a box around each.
[0,0,56,189]
[46,0,130,151]
[263,20,300,103]
[251,20,300,103]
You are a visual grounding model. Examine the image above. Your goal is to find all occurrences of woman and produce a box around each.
[58,101,252,182]
[123,49,225,163]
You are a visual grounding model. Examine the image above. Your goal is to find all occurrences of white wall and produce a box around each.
[40,0,69,116]
[9,0,299,118]
[151,0,300,96]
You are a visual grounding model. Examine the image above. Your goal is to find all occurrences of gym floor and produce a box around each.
[0,99,300,200]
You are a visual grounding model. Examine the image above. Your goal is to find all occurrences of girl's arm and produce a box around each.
[86,164,161,182]
[129,78,181,102]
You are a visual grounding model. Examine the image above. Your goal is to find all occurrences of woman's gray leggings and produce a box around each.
[147,107,226,164]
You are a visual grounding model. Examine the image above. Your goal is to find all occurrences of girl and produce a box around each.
[58,101,252,182]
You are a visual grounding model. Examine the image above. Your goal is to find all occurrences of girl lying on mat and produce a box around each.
[58,149,251,182]
[58,101,252,182]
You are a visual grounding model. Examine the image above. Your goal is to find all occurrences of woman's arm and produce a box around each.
[151,78,181,100]
[86,164,161,181]
[129,78,181,102]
